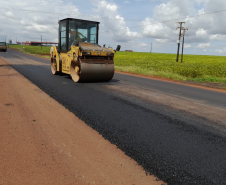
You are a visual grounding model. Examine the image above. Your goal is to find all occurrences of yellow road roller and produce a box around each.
[50,18,115,82]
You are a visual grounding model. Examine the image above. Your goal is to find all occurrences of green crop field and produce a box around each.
[8,45,226,85]
[114,52,226,83]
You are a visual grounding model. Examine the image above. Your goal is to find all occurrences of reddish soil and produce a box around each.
[38,53,51,56]
[0,57,165,185]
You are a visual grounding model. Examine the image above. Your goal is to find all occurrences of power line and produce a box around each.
[0,7,142,22]
[2,6,226,46]
[150,42,226,48]
[1,6,226,28]
[1,6,226,35]
[0,7,78,15]
[100,9,226,33]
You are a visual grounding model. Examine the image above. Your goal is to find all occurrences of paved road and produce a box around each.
[1,49,226,184]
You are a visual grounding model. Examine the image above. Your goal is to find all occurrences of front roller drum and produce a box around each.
[51,57,58,75]
[70,59,114,82]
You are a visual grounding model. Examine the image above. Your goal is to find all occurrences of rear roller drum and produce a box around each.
[70,61,80,82]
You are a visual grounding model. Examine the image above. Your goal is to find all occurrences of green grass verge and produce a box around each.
[8,45,226,83]
[114,51,226,83]
[9,45,51,56]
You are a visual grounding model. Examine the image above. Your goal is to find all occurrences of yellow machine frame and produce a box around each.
[50,18,115,82]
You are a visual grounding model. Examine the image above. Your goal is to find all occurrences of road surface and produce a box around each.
[1,49,226,184]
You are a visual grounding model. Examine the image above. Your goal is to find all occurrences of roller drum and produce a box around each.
[71,59,114,82]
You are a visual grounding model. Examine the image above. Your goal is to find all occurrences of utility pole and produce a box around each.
[41,35,42,50]
[181,28,188,63]
[150,43,152,53]
[176,22,185,62]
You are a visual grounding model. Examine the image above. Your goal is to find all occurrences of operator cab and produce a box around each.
[58,18,100,52]
[0,42,6,46]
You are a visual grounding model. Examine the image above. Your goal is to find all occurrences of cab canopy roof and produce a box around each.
[59,18,100,24]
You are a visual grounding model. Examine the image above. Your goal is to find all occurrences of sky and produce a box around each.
[0,0,226,55]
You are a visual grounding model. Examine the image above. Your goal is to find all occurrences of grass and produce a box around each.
[8,45,226,84]
[114,52,226,83]
[9,45,51,58]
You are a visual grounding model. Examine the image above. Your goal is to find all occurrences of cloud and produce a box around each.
[141,18,175,39]
[197,43,210,48]
[139,43,147,47]
[141,0,226,46]
[0,0,80,43]
[105,3,117,11]
[155,39,170,43]
[210,34,226,41]
[216,49,226,54]
[3,11,16,19]
[184,44,191,48]
[196,29,208,38]
[153,0,195,21]
[1,0,226,54]
[93,1,140,42]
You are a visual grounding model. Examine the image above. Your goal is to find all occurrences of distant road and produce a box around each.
[1,48,226,184]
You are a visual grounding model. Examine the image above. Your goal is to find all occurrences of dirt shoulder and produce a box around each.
[0,57,165,185]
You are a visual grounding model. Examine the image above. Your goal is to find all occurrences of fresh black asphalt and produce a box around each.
[1,49,226,184]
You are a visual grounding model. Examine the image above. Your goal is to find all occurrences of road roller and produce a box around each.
[0,42,7,52]
[50,18,115,82]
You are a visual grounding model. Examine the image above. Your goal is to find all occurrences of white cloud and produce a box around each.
[184,44,191,48]
[141,0,226,48]
[139,43,147,47]
[94,1,118,16]
[155,39,170,43]
[0,0,80,43]
[93,1,140,42]
[153,0,195,21]
[153,2,180,21]
[197,43,210,48]
[216,49,226,54]
[196,29,208,38]
[106,4,117,11]
[141,18,174,39]
[1,0,226,54]
[210,34,226,41]
[4,11,15,19]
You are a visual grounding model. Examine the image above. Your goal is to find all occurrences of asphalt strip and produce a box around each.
[0,57,165,184]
